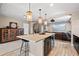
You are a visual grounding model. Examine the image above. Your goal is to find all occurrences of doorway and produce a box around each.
[51,15,73,45]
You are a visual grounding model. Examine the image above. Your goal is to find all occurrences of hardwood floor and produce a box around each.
[0,40,78,56]
[48,40,78,56]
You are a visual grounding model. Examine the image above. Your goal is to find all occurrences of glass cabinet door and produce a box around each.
[2,29,9,42]
[10,29,17,41]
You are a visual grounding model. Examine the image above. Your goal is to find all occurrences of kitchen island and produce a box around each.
[17,33,55,56]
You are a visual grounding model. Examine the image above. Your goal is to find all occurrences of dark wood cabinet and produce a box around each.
[73,35,79,54]
[55,32,71,41]
[0,29,10,42]
[44,36,52,56]
[0,28,24,43]
[10,29,17,41]
[16,28,24,35]
[55,32,62,40]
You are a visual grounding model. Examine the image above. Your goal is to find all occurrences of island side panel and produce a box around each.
[29,36,52,56]
[29,39,44,56]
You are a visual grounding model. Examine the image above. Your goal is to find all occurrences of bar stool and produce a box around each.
[20,39,29,56]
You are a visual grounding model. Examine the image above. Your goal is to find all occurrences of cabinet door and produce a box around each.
[44,37,52,56]
[44,38,48,56]
[10,29,17,40]
[2,29,10,42]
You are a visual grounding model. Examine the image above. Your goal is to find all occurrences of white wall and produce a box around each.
[71,13,79,37]
[72,20,79,36]
[0,17,23,28]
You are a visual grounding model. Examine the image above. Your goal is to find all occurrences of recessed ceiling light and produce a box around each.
[50,3,54,7]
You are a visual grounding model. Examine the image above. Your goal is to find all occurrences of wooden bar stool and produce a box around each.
[20,39,29,56]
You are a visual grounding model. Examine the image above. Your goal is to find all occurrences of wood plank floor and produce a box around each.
[48,40,78,56]
[0,40,78,56]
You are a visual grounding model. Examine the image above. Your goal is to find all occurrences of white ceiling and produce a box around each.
[0,3,79,22]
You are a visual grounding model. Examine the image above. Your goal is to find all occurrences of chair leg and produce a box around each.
[51,36,54,47]
[20,40,24,56]
[27,42,29,56]
[25,42,27,56]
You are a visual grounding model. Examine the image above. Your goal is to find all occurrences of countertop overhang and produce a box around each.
[17,33,55,42]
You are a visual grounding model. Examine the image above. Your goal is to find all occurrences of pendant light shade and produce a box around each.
[44,13,47,25]
[38,16,43,24]
[38,9,43,24]
[26,11,32,21]
[51,18,55,22]
[26,3,32,21]
[44,20,47,25]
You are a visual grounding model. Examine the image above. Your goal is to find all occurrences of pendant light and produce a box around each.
[26,3,32,21]
[51,18,55,22]
[24,3,32,34]
[38,9,43,24]
[44,13,48,32]
[44,13,47,25]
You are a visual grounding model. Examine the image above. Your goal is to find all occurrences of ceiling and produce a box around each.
[0,3,79,22]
